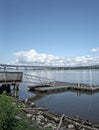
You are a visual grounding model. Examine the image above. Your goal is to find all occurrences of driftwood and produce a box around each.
[43,112,59,123]
[64,117,98,130]
[22,107,48,111]
[56,114,65,130]
[94,124,99,128]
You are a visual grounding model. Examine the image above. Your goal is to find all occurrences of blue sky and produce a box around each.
[0,0,99,66]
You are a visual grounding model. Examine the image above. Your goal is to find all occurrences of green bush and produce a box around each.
[0,92,28,130]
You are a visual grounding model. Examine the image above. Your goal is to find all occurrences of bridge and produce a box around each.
[0,63,99,70]
[0,63,65,70]
[0,63,50,70]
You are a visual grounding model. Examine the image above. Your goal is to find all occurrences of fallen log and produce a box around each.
[43,112,59,123]
[22,107,48,111]
[78,121,85,130]
[94,124,99,129]
[64,117,98,130]
[56,114,65,130]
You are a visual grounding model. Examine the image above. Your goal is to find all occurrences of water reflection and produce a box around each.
[35,91,99,123]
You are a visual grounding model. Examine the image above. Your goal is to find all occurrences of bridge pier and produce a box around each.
[16,66,19,71]
[12,90,19,97]
[0,83,19,97]
[12,84,19,97]
[25,67,27,70]
[13,84,19,91]
[4,66,7,70]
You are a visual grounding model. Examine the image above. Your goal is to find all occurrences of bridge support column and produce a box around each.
[16,66,19,71]
[4,66,6,70]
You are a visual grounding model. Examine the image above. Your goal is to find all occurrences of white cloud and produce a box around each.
[13,49,99,66]
[90,47,99,53]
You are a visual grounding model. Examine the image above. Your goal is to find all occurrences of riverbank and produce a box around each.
[20,97,99,130]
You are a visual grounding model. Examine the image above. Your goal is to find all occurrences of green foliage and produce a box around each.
[0,92,28,130]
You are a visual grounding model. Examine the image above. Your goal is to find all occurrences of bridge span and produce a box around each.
[0,63,99,70]
[0,64,54,70]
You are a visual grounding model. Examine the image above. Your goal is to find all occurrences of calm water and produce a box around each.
[18,69,99,123]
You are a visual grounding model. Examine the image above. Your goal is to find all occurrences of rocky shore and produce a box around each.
[20,98,99,130]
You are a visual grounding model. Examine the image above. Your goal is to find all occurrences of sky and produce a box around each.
[0,0,99,66]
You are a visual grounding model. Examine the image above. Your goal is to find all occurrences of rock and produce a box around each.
[37,115,44,120]
[80,128,85,130]
[75,115,79,118]
[15,115,22,120]
[36,117,41,124]
[44,118,48,122]
[24,98,28,104]
[31,117,35,121]
[26,113,32,118]
[30,102,35,107]
[39,122,45,126]
[37,120,41,124]
[37,111,43,115]
[32,115,36,118]
[36,117,41,122]
[44,123,53,128]
[68,124,75,129]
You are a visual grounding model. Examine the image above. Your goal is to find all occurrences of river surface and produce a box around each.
[18,69,99,123]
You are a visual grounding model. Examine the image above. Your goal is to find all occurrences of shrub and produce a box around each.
[0,92,28,130]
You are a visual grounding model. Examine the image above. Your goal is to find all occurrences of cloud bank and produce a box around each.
[13,49,99,66]
[90,47,99,53]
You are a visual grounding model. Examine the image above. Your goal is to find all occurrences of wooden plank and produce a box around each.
[0,71,23,85]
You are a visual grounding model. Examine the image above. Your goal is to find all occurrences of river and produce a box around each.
[18,69,99,123]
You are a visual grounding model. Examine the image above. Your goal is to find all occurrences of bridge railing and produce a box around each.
[23,73,56,86]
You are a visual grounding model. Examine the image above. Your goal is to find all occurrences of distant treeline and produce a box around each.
[46,65,99,70]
